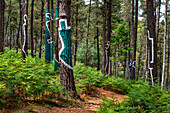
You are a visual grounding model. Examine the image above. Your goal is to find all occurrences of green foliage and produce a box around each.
[73,62,104,93]
[99,79,170,113]
[73,63,169,113]
[0,48,63,108]
[76,39,102,67]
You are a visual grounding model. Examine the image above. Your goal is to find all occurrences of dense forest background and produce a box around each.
[0,0,169,112]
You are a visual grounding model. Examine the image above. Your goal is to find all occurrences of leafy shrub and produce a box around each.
[0,48,63,108]
[99,80,170,113]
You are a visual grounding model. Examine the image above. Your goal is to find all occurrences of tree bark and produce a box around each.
[54,0,59,71]
[131,0,138,80]
[16,0,22,53]
[102,0,106,74]
[96,0,100,71]
[155,0,161,42]
[106,0,112,75]
[51,0,54,60]
[166,27,169,90]
[39,0,44,58]
[22,0,28,59]
[147,0,158,84]
[161,0,167,91]
[10,27,12,50]
[31,0,34,57]
[85,0,91,67]
[59,0,79,99]
[73,0,78,66]
[0,0,5,53]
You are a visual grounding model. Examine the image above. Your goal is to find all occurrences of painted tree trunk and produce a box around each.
[131,0,138,80]
[0,0,4,53]
[73,0,78,66]
[39,0,44,58]
[102,0,106,74]
[54,0,59,71]
[45,0,53,62]
[161,0,167,91]
[51,0,54,60]
[106,0,112,75]
[85,0,91,67]
[59,0,79,99]
[22,0,28,59]
[31,0,34,57]
[147,0,158,85]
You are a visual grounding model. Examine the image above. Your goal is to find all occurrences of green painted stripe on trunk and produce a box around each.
[59,19,72,69]
[45,9,50,62]
[50,9,53,61]
[56,8,59,18]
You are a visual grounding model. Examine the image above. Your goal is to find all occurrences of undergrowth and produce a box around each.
[0,48,63,109]
[0,49,169,113]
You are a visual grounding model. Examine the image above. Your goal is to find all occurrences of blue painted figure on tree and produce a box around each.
[129,60,136,79]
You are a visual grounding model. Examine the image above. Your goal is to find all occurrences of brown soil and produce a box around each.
[1,87,128,113]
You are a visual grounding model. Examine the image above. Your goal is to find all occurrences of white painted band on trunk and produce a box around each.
[22,14,28,56]
[148,30,154,63]
[149,68,154,86]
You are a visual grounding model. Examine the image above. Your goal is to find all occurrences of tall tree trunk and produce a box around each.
[45,0,53,62]
[85,0,91,67]
[96,0,100,71]
[166,29,169,90]
[5,0,11,48]
[50,0,53,60]
[31,0,34,57]
[155,0,161,42]
[102,0,106,74]
[16,0,22,53]
[59,0,79,99]
[131,0,138,80]
[54,0,59,71]
[161,0,167,91]
[106,0,111,75]
[0,0,4,53]
[22,0,28,59]
[39,0,44,58]
[10,27,12,50]
[13,29,15,48]
[137,38,144,79]
[127,21,131,79]
[147,0,158,85]
[73,0,78,66]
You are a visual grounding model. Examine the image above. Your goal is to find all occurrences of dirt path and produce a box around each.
[3,87,127,113]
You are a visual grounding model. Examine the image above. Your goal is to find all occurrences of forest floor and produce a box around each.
[2,87,128,113]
